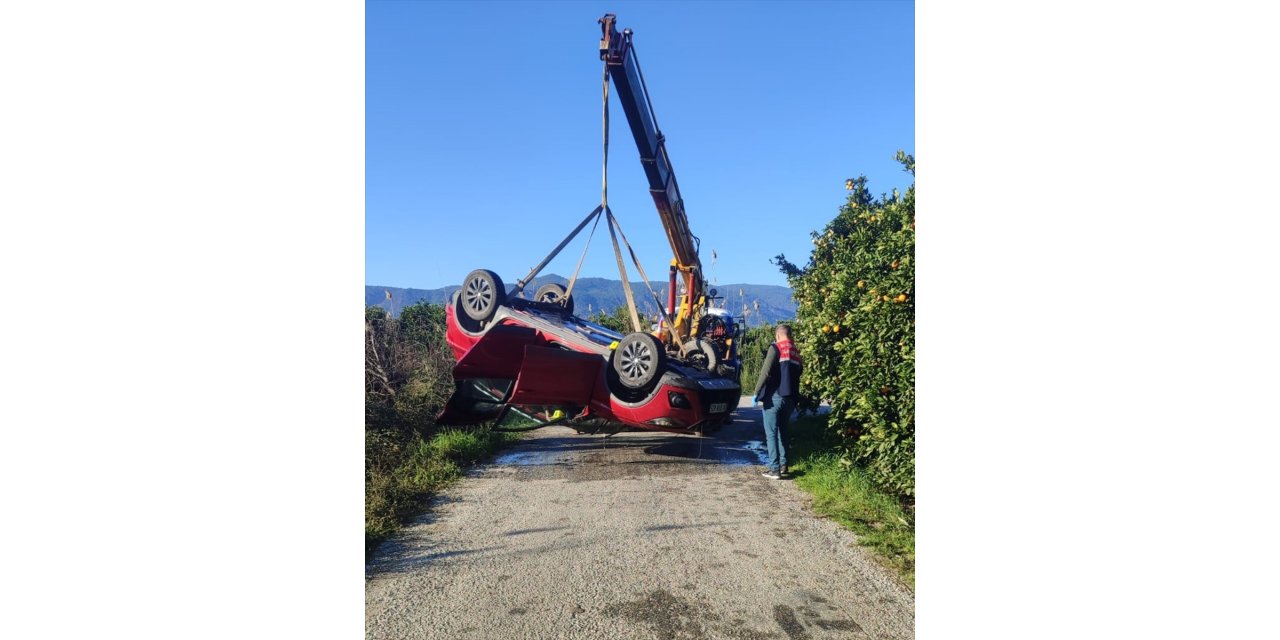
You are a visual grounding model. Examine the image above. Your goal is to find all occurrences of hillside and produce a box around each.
[366,274,796,325]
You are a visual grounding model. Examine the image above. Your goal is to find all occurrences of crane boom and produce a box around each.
[599,14,703,290]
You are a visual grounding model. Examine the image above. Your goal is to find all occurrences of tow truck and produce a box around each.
[438,14,741,433]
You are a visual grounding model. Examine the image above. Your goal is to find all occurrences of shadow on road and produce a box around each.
[369,541,502,577]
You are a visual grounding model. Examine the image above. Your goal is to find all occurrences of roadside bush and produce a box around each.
[774,151,915,499]
[365,428,510,548]
[365,301,512,550]
[365,301,455,434]
[587,305,634,334]
[736,323,776,396]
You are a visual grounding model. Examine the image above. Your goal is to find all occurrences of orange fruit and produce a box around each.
[856,280,865,289]
[891,260,900,269]
[896,294,907,303]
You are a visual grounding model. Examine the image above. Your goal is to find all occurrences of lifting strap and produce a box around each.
[529,56,671,337]
[600,58,610,219]
[607,208,675,334]
[605,205,644,332]
[562,207,603,303]
[566,58,616,311]
[592,56,644,333]
[513,204,602,297]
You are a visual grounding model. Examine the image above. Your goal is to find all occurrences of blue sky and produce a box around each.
[367,0,914,290]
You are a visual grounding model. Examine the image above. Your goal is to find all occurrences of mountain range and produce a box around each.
[366,274,796,325]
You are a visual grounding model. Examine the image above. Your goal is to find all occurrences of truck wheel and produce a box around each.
[461,269,505,323]
[681,338,720,372]
[612,332,665,390]
[534,283,575,316]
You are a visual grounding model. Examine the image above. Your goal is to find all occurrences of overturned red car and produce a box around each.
[438,269,741,434]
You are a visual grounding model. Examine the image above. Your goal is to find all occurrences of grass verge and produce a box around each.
[786,414,915,588]
[365,427,517,556]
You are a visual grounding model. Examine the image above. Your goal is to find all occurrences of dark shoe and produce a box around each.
[780,465,789,477]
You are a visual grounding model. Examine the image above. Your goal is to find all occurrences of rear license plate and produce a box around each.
[709,402,728,414]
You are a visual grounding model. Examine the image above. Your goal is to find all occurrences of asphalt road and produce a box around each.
[366,397,914,639]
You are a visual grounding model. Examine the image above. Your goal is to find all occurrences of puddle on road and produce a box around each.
[712,440,770,466]
[492,436,769,467]
[493,450,548,465]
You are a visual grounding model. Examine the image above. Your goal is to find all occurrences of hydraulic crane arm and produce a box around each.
[599,14,703,289]
[597,13,741,372]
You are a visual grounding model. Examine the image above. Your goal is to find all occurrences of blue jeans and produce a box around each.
[761,391,795,473]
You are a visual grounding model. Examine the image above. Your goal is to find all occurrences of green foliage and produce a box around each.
[365,302,456,430]
[588,305,634,334]
[426,428,501,465]
[365,301,514,552]
[736,322,777,396]
[365,428,513,550]
[398,301,447,350]
[773,151,915,499]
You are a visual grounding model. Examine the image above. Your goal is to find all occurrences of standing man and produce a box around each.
[753,324,802,479]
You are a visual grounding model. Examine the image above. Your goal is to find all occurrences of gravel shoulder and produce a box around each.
[366,397,915,639]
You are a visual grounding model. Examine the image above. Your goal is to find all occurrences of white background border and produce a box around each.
[2,1,1277,638]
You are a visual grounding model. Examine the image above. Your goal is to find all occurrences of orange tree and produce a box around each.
[773,151,915,499]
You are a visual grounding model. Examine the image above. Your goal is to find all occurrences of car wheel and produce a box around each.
[681,338,720,372]
[611,332,665,390]
[450,290,484,335]
[460,269,505,323]
[534,283,575,316]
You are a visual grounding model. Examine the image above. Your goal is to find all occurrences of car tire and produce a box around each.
[681,338,720,372]
[611,332,665,391]
[451,290,487,335]
[460,269,505,323]
[534,283,575,316]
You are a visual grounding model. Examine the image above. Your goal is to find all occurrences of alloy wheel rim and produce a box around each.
[620,341,652,381]
[465,277,492,313]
